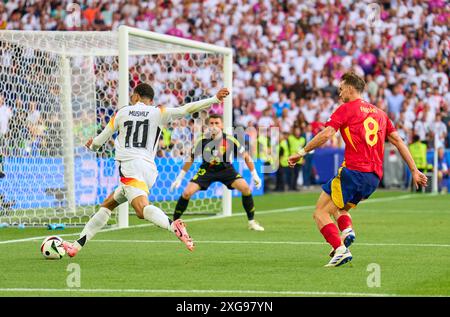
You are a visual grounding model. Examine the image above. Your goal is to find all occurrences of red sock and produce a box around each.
[320,223,342,250]
[337,215,352,232]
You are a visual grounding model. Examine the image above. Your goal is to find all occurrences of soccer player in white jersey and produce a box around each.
[62,83,230,257]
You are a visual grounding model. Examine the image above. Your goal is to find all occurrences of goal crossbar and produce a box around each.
[0,27,232,56]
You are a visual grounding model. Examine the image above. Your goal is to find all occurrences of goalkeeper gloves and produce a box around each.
[251,170,262,190]
[170,170,186,192]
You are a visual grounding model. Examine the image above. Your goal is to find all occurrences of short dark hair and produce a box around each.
[341,71,366,93]
[207,113,223,123]
[134,83,154,100]
[412,134,420,143]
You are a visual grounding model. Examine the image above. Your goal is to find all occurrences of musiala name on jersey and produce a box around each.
[128,110,150,117]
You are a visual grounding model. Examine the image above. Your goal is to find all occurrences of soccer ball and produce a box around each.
[41,236,66,260]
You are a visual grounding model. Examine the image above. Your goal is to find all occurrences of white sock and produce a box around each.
[75,207,111,249]
[143,205,173,232]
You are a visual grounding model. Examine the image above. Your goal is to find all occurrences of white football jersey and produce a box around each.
[109,102,164,164]
[91,95,220,164]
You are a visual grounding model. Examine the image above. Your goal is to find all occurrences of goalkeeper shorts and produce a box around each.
[322,167,379,210]
[191,166,242,190]
[114,159,158,203]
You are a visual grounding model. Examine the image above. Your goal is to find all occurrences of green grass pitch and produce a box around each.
[0,191,449,297]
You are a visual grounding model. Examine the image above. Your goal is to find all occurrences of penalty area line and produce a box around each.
[0,194,419,245]
[90,239,450,248]
[0,287,440,297]
[0,205,313,245]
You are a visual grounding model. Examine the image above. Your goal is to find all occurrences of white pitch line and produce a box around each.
[0,214,229,245]
[0,287,443,297]
[0,206,312,245]
[90,239,450,248]
[0,194,425,245]
[357,194,414,203]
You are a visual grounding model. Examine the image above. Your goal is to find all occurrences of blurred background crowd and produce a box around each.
[0,0,449,191]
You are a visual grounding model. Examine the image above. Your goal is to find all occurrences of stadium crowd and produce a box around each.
[0,0,449,191]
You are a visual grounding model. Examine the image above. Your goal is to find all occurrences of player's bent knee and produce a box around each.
[182,191,192,200]
[182,185,199,199]
[312,211,318,221]
[232,179,250,195]
[241,187,251,196]
[237,181,251,196]
[313,209,325,221]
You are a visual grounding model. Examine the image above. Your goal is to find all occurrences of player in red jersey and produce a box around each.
[288,72,428,267]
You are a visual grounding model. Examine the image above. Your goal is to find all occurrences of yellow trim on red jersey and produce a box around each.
[343,127,357,152]
[331,167,345,209]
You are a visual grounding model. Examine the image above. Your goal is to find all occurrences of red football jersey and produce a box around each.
[325,99,396,179]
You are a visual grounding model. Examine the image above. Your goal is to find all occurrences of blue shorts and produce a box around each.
[322,167,380,210]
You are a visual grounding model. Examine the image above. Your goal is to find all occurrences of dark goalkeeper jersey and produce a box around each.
[191,132,246,172]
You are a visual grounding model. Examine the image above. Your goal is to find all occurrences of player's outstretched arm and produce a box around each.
[288,126,336,167]
[388,131,428,189]
[161,88,230,124]
[85,124,116,152]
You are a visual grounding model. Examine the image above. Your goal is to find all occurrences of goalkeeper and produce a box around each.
[171,114,264,231]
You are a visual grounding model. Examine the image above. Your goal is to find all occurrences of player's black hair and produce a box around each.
[341,71,366,93]
[134,83,154,100]
[207,113,223,123]
[412,134,420,143]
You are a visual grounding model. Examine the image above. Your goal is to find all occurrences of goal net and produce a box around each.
[0,26,232,227]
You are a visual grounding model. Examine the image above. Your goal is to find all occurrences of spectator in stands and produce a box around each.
[0,94,10,178]
[311,112,325,136]
[279,108,294,134]
[289,75,307,100]
[171,118,191,157]
[409,134,430,191]
[0,0,447,193]
[258,108,275,128]
[275,132,291,192]
[0,94,11,144]
[414,113,429,143]
[443,105,450,147]
[26,101,40,126]
[430,113,448,147]
[437,146,449,193]
[287,127,305,191]
[272,93,290,118]
[0,3,7,29]
[43,113,63,157]
[387,84,405,121]
[301,124,316,188]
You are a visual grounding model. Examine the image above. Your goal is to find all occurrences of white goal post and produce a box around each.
[0,26,233,228]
